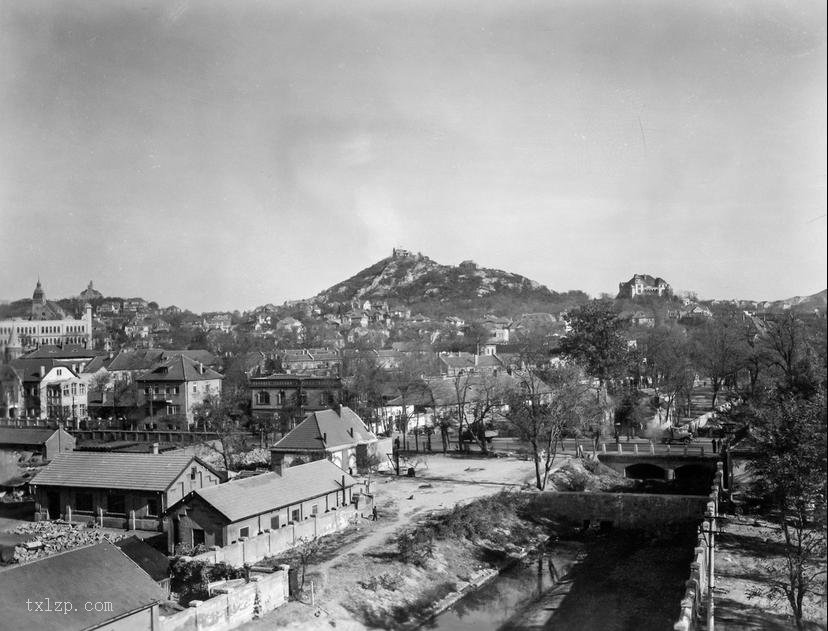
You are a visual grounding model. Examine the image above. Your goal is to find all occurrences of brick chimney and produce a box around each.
[270,452,284,476]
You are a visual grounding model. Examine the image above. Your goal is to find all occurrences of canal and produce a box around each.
[427,526,697,631]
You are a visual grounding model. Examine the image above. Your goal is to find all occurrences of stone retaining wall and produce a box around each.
[159,567,289,631]
[527,491,709,528]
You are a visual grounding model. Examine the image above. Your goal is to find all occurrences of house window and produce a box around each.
[291,508,300,523]
[311,504,319,515]
[144,387,152,395]
[276,391,285,405]
[270,515,280,529]
[192,528,205,546]
[256,391,271,405]
[192,385,197,393]
[171,386,179,395]
[299,392,308,406]
[147,498,158,517]
[108,493,125,515]
[76,492,94,512]
[239,527,250,539]
[79,384,85,395]
[190,467,197,480]
[167,404,180,415]
[153,386,160,395]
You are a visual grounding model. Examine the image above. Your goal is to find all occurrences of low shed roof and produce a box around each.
[0,540,166,631]
[0,427,65,446]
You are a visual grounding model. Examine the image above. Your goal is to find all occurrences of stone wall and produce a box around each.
[159,568,289,631]
[672,464,723,631]
[186,501,370,568]
[527,491,709,528]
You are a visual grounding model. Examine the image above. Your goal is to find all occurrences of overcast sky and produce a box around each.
[1,0,825,312]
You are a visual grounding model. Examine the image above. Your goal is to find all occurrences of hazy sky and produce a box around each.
[1,0,825,312]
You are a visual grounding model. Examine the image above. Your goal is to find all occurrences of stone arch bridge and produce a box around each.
[597,446,721,482]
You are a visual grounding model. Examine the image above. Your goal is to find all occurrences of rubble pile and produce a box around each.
[547,458,635,492]
[232,448,269,468]
[8,521,126,564]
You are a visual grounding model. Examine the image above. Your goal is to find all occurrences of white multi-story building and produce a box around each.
[0,281,93,357]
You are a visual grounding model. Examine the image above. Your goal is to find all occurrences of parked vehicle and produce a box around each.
[660,426,693,444]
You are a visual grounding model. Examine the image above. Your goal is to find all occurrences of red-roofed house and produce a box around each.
[269,406,377,474]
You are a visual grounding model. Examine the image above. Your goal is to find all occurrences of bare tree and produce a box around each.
[643,325,695,425]
[191,394,242,471]
[747,390,827,630]
[506,365,601,490]
[691,317,746,410]
[294,537,322,593]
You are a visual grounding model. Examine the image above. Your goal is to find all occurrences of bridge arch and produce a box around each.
[674,464,715,492]
[624,463,667,480]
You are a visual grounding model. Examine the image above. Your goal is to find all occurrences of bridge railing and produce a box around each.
[673,462,723,631]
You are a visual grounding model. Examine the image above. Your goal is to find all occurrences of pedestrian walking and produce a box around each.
[371,506,378,521]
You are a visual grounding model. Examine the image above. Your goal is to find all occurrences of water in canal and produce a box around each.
[426,527,696,631]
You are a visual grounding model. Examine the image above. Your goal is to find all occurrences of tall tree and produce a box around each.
[559,300,631,393]
[691,316,746,410]
[643,325,695,425]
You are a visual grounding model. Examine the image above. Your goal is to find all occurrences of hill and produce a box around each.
[308,250,588,318]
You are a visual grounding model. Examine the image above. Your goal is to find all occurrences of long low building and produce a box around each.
[30,451,221,531]
[0,426,75,459]
[166,459,358,551]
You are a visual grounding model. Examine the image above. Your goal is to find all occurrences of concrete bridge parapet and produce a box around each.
[597,452,721,481]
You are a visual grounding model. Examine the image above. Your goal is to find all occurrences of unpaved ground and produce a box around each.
[238,453,550,631]
[715,514,827,630]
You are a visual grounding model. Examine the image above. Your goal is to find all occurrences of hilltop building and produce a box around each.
[617,274,672,299]
[78,280,103,302]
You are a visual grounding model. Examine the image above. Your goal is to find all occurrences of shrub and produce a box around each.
[397,527,435,566]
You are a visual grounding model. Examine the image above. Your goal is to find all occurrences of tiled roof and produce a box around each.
[108,349,218,373]
[271,406,376,453]
[439,353,503,369]
[0,541,166,631]
[387,373,544,407]
[107,349,167,372]
[0,427,67,446]
[136,355,223,383]
[22,345,101,360]
[30,452,201,491]
[188,459,358,523]
[8,358,68,383]
[81,355,110,373]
